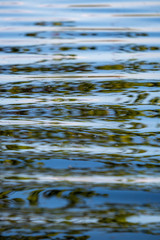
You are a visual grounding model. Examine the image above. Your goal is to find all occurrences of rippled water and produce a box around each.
[0,0,160,239]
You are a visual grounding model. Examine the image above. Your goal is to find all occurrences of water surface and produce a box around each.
[0,0,160,239]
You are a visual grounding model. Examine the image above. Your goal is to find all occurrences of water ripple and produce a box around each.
[1,0,160,238]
